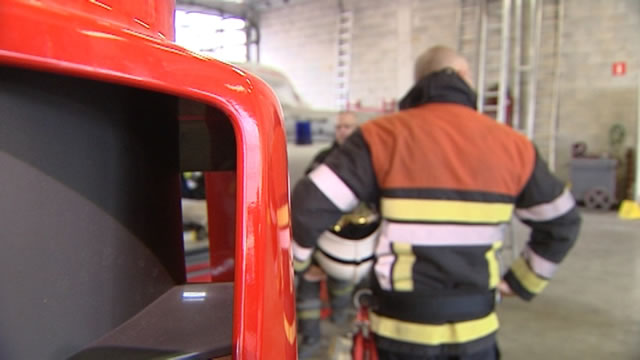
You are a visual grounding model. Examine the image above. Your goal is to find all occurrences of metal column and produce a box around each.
[474,0,512,124]
[512,0,524,131]
[548,0,565,171]
[636,74,640,202]
[495,0,512,124]
[476,0,489,112]
[525,0,543,139]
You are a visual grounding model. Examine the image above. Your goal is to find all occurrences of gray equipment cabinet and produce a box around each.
[569,158,618,210]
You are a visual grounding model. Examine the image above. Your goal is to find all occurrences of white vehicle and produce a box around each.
[233,62,338,143]
[234,62,386,183]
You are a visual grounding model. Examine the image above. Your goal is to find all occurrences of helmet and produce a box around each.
[314,203,380,282]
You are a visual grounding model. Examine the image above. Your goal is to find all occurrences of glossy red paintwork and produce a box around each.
[0,1,296,359]
[205,171,237,283]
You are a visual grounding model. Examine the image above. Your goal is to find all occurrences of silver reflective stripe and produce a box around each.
[384,222,502,247]
[292,241,313,262]
[314,251,374,282]
[523,246,558,278]
[374,225,393,290]
[308,164,359,212]
[316,229,378,263]
[516,188,575,222]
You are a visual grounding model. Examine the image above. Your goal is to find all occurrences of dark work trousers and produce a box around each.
[376,345,500,360]
[296,276,322,339]
[296,275,354,339]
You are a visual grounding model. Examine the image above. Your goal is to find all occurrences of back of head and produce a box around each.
[414,45,473,87]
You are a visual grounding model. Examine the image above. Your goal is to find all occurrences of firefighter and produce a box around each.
[291,46,581,359]
[294,111,381,359]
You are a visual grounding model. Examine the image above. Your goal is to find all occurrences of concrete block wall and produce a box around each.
[534,0,562,154]
[553,0,640,180]
[348,0,460,107]
[259,0,340,109]
[452,0,639,180]
[260,0,460,110]
[259,0,640,181]
[348,0,403,108]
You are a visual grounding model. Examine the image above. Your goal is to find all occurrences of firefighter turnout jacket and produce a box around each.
[291,68,581,357]
[294,143,381,282]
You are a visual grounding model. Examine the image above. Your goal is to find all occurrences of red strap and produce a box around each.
[352,306,378,360]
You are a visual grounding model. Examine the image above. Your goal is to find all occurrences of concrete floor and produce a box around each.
[499,212,640,359]
[306,212,640,359]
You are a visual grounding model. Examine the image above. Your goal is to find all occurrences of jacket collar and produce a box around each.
[398,68,478,111]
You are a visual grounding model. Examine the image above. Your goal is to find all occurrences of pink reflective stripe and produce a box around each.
[516,188,575,222]
[384,222,502,247]
[374,255,394,291]
[374,228,393,290]
[308,164,359,212]
[523,246,558,278]
[292,241,313,262]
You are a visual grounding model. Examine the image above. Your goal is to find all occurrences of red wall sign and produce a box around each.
[612,62,627,76]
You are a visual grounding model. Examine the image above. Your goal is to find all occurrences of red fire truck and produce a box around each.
[0,1,297,358]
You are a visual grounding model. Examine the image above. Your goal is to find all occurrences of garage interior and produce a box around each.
[175,0,639,358]
[1,0,639,359]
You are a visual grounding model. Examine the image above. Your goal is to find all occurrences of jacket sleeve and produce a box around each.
[304,146,333,175]
[291,130,379,273]
[504,149,582,300]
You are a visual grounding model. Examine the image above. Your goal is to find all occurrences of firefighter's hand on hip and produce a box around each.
[497,280,514,297]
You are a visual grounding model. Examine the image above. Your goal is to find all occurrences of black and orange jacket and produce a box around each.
[291,69,581,356]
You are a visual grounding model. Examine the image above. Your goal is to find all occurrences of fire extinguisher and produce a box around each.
[351,289,378,360]
[328,288,379,360]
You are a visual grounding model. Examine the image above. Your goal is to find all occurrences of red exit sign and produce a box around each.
[612,62,627,76]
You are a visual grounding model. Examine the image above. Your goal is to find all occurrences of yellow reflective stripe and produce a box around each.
[392,243,416,291]
[510,257,549,294]
[284,314,296,345]
[370,312,499,346]
[381,198,513,223]
[485,241,502,289]
[294,257,312,272]
[329,284,355,296]
[298,309,322,319]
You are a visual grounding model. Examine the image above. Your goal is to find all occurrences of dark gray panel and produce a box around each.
[71,283,234,360]
[178,105,237,172]
[0,67,185,359]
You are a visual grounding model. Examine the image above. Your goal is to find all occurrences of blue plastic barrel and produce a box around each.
[295,120,312,145]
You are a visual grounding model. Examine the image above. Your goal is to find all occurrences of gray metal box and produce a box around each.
[569,158,617,203]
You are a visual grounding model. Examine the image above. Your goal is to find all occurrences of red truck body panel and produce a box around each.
[0,1,296,358]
